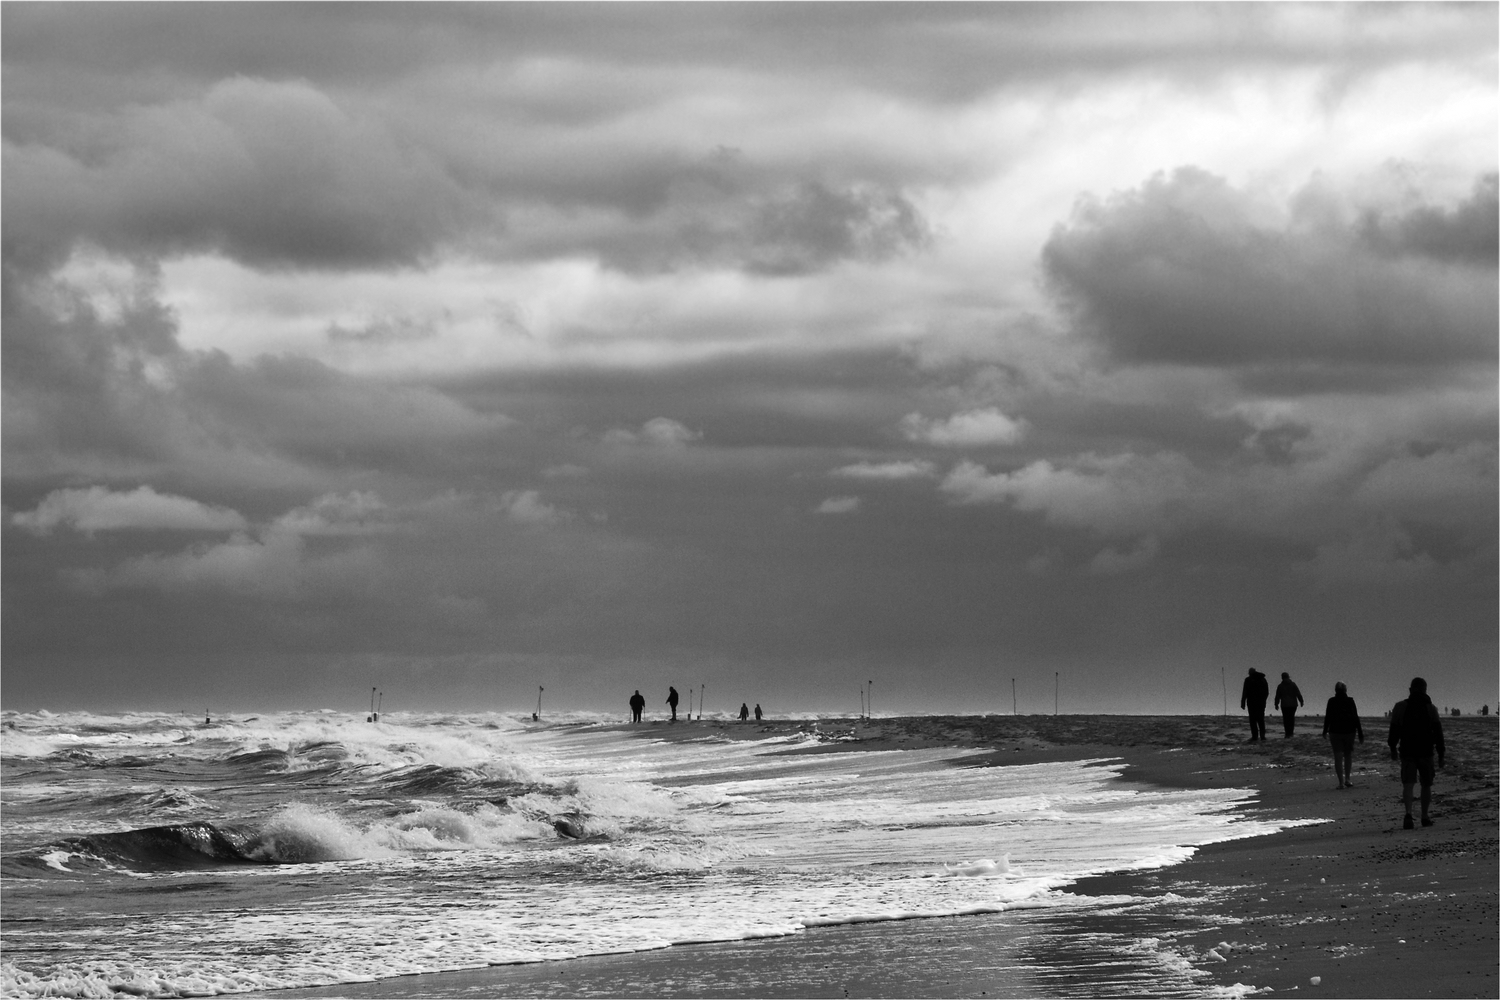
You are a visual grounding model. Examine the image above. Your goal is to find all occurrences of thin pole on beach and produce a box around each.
[1221,668,1227,717]
[1054,673,1059,716]
[369,687,376,722]
[377,691,383,719]
[536,686,543,721]
[867,680,873,719]
[699,685,705,721]
[860,688,865,719]
[1012,678,1017,716]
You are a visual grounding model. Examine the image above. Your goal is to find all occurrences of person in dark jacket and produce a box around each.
[666,686,680,722]
[1240,668,1269,741]
[1388,677,1445,829]
[629,690,646,724]
[1274,672,1305,737]
[738,702,750,722]
[1320,682,1364,789]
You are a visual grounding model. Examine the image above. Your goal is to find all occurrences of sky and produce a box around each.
[3,3,1496,717]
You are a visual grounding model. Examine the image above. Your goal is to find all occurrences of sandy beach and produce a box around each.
[264,713,1498,999]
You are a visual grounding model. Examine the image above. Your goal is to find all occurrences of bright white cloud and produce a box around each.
[830,460,937,480]
[604,417,701,447]
[900,408,1027,447]
[815,496,862,515]
[501,490,567,525]
[11,486,248,535]
[940,454,1196,537]
[272,491,392,535]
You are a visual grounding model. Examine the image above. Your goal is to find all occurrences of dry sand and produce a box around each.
[263,713,1497,999]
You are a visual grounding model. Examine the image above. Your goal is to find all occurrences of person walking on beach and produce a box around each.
[667,686,680,722]
[1240,668,1269,741]
[739,702,750,722]
[754,704,762,721]
[1321,682,1364,789]
[1275,672,1304,737]
[1388,677,1445,829]
[629,690,646,724]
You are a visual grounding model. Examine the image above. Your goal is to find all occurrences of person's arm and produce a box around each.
[1296,686,1304,708]
[1240,680,1247,710]
[1387,704,1401,758]
[1321,699,1332,736]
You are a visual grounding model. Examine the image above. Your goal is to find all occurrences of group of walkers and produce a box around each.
[628,687,762,724]
[1240,669,1447,829]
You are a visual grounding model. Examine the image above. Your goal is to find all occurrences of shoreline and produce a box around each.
[259,714,1497,999]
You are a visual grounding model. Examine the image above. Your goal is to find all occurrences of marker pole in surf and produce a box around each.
[1012,678,1017,716]
[700,685,705,721]
[867,680,873,719]
[1054,672,1059,716]
[369,687,376,723]
[536,686,543,722]
[376,691,382,722]
[1221,667,1227,717]
[860,688,865,719]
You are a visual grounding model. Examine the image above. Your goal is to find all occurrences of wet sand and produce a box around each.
[263,714,1498,998]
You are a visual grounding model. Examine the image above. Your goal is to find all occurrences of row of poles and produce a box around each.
[525,675,1069,721]
[370,672,1093,723]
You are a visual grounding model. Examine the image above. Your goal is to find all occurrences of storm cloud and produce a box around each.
[3,4,1494,715]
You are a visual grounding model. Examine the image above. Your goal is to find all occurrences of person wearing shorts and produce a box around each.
[1387,677,1445,829]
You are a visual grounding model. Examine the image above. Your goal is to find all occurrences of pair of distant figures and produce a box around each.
[628,688,761,723]
[1240,670,1447,829]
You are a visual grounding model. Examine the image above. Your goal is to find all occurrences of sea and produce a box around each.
[1,710,1298,999]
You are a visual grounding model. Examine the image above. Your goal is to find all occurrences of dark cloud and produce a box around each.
[2,261,513,500]
[2,5,1494,712]
[11,4,1489,279]
[1356,173,1498,265]
[6,4,1491,109]
[3,77,479,272]
[1042,168,1498,371]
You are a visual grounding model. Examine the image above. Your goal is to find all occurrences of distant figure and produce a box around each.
[1240,668,1269,742]
[629,690,646,724]
[739,702,750,722]
[532,712,539,722]
[1388,677,1445,829]
[1482,705,1490,716]
[1451,708,1460,717]
[1275,672,1304,738]
[754,703,763,721]
[205,715,211,725]
[1320,682,1364,789]
[667,686,680,722]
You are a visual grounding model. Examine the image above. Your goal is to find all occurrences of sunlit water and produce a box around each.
[1,711,1298,998]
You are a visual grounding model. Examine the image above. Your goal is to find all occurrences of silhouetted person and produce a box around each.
[739,702,749,722]
[1321,682,1364,789]
[1275,672,1304,737]
[1240,668,1269,741]
[1483,705,1490,716]
[629,690,646,724]
[1388,677,1444,829]
[667,687,679,722]
[754,703,763,721]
